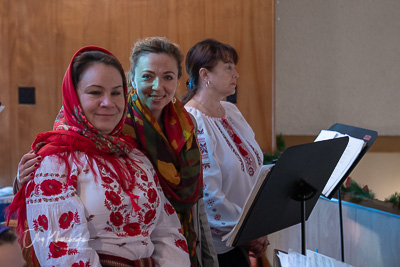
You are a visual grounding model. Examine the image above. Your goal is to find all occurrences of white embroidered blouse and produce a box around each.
[25,148,190,267]
[186,101,264,254]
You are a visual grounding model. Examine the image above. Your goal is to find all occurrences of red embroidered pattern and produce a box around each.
[33,214,49,232]
[164,203,175,216]
[248,143,263,165]
[28,172,75,204]
[197,135,211,171]
[71,260,90,267]
[40,179,63,196]
[219,118,258,176]
[213,122,245,172]
[174,239,189,253]
[109,212,124,226]
[58,210,81,229]
[47,241,78,259]
[98,162,161,238]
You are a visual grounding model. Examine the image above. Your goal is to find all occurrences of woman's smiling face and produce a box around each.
[133,53,179,121]
[76,62,125,134]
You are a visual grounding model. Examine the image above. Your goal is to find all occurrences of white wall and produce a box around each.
[275,0,400,136]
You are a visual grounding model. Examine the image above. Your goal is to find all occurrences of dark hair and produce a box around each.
[72,50,127,91]
[0,225,16,246]
[129,37,183,80]
[181,39,238,105]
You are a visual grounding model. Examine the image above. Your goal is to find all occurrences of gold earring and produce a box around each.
[206,80,210,87]
[172,97,176,104]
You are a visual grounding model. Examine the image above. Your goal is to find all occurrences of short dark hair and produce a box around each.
[129,37,183,79]
[181,39,238,105]
[72,50,127,91]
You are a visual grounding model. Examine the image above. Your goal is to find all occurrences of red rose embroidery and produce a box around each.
[110,212,124,226]
[40,179,63,196]
[144,209,156,224]
[105,190,122,206]
[68,175,78,189]
[72,261,85,267]
[164,203,175,215]
[101,176,114,184]
[59,211,74,229]
[147,188,157,203]
[140,173,148,182]
[123,223,141,236]
[38,215,48,231]
[48,241,68,258]
[175,239,189,253]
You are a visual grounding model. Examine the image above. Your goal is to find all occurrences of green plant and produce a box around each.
[263,134,286,165]
[340,177,375,202]
[385,192,400,209]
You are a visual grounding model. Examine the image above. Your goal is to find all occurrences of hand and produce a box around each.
[245,235,270,258]
[17,150,41,188]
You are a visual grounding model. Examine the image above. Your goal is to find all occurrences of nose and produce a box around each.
[152,77,160,90]
[234,69,239,78]
[100,94,114,107]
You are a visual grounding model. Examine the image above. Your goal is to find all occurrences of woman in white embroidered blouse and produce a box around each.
[7,46,190,267]
[182,39,270,267]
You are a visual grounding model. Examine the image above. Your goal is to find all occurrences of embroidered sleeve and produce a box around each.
[149,172,191,267]
[199,129,242,232]
[26,155,100,266]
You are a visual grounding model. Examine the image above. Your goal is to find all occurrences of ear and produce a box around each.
[199,67,209,82]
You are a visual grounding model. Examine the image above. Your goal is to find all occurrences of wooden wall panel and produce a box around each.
[0,0,275,187]
[0,0,12,188]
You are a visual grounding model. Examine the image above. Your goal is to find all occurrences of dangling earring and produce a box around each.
[206,80,210,87]
[131,92,138,101]
[172,96,176,104]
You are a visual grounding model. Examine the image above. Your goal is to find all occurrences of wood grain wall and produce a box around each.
[0,0,275,187]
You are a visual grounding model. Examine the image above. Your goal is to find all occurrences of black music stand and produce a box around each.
[231,137,349,256]
[325,123,378,261]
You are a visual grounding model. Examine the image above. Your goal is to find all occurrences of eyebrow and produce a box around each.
[86,84,123,89]
[141,70,177,75]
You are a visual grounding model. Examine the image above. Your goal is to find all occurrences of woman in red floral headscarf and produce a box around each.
[7,46,190,267]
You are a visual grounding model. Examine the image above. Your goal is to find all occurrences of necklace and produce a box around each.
[191,98,225,118]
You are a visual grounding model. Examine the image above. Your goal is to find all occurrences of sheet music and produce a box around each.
[314,130,365,196]
[275,249,354,267]
[278,251,289,267]
[288,249,308,267]
[307,250,354,267]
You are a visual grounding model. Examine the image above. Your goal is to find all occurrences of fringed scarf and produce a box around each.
[124,89,202,266]
[6,46,139,263]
